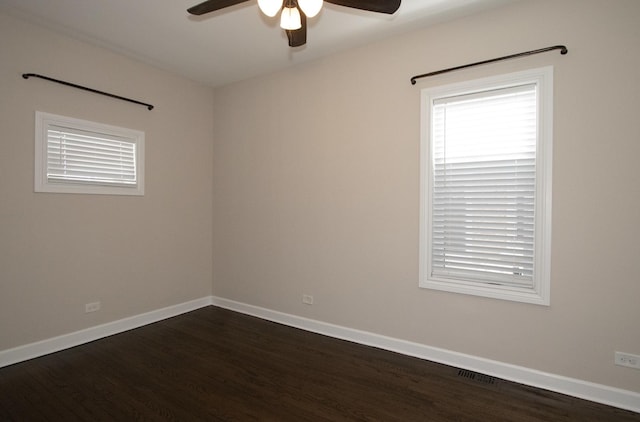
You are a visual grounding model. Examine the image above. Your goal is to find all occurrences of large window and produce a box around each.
[419,67,552,305]
[35,112,144,196]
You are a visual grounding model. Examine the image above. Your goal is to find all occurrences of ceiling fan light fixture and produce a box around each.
[297,0,323,18]
[280,5,302,30]
[187,0,402,48]
[257,0,283,17]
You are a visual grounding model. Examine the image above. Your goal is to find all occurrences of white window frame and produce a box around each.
[35,111,145,196]
[419,67,552,306]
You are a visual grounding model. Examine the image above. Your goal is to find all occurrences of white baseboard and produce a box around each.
[2,295,638,414]
[211,296,640,414]
[0,296,213,368]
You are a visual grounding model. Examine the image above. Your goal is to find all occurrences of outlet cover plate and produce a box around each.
[85,301,101,313]
[615,352,640,369]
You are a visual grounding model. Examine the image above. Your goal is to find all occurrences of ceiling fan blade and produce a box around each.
[187,0,249,15]
[324,0,400,14]
[286,12,307,47]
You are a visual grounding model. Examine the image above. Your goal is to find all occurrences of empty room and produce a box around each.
[1,0,639,420]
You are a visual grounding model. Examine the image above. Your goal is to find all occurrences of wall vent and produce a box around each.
[457,369,496,385]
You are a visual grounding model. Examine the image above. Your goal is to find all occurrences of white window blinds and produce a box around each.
[430,83,537,287]
[47,125,137,187]
[35,112,144,196]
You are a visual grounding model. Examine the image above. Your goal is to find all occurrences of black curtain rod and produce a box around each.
[410,45,568,85]
[22,73,154,110]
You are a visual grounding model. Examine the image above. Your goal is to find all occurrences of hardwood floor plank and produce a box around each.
[0,306,638,421]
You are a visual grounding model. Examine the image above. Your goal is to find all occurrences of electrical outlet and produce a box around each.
[615,352,640,369]
[302,294,314,305]
[85,301,101,313]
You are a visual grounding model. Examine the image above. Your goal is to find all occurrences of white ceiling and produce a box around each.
[0,0,519,87]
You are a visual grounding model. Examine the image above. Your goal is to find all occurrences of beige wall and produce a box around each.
[212,0,640,392]
[0,12,214,349]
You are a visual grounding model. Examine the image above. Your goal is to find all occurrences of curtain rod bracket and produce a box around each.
[22,73,154,110]
[410,45,568,85]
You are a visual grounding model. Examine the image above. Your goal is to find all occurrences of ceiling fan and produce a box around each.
[187,0,401,47]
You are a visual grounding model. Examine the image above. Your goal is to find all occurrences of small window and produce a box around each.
[35,112,144,195]
[419,67,552,305]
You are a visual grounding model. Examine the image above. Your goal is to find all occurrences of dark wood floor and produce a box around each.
[1,306,638,421]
